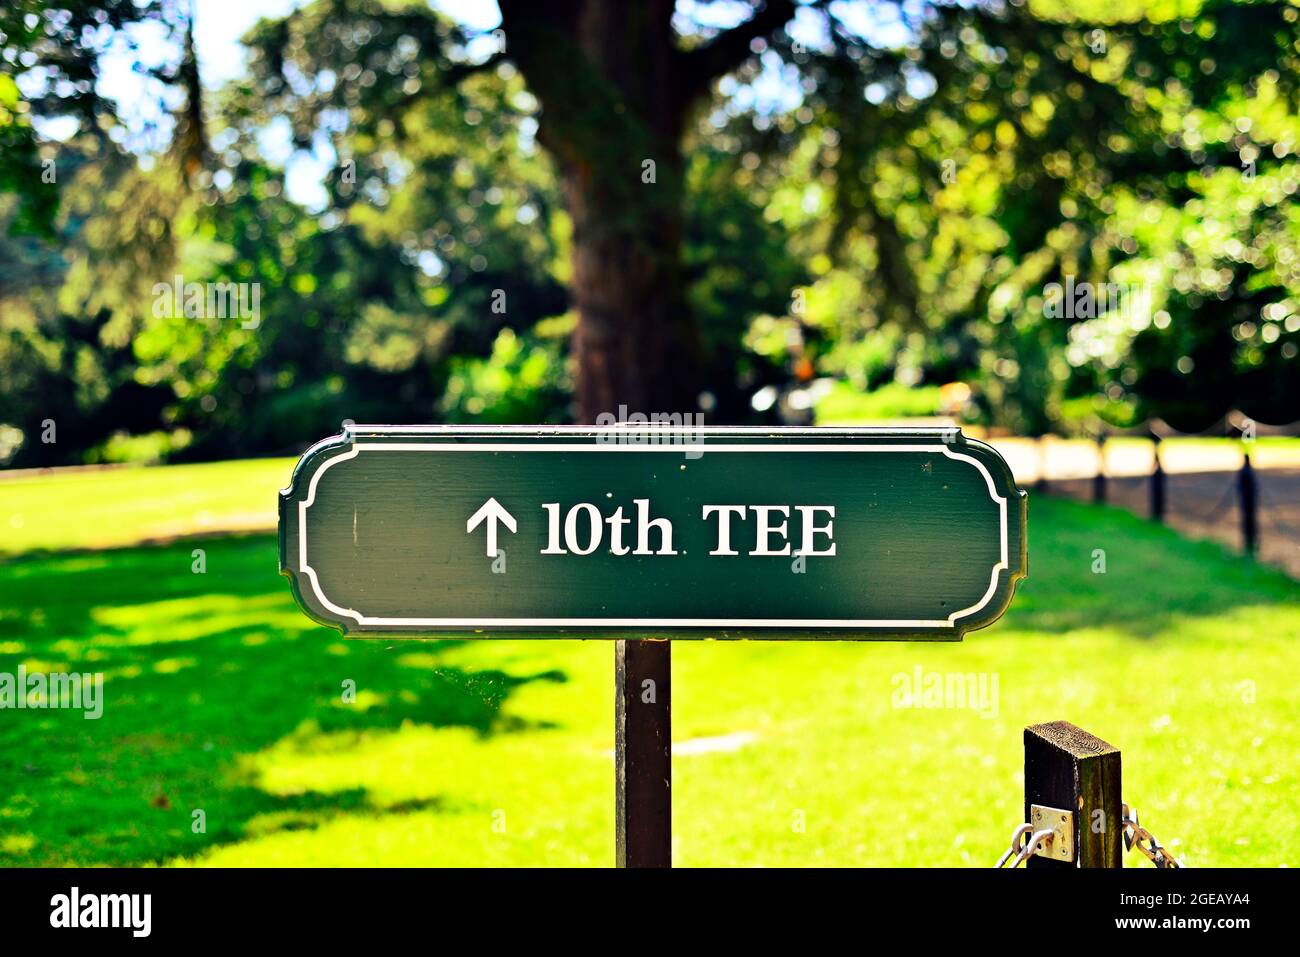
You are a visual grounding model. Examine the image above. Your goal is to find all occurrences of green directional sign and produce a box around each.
[279,425,1027,639]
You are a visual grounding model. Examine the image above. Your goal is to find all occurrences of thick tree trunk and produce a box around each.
[499,0,700,422]
[563,156,694,422]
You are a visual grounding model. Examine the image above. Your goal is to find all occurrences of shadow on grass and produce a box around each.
[2,499,1295,865]
[1000,496,1299,637]
[0,533,566,866]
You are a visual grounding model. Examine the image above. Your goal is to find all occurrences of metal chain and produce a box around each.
[1168,480,1237,524]
[1122,803,1183,869]
[1259,486,1300,537]
[994,823,1057,868]
[995,804,1184,868]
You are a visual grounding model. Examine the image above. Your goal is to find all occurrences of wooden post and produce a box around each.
[615,639,671,867]
[1239,450,1258,557]
[1092,434,1107,504]
[1035,435,1050,494]
[1024,721,1122,868]
[1149,433,1165,523]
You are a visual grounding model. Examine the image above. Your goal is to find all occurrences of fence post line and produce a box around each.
[1149,432,1165,523]
[1239,449,1258,557]
[1092,433,1107,504]
[1024,721,1123,868]
[615,639,672,867]
[1036,434,1051,494]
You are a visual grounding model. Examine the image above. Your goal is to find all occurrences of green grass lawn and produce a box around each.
[0,459,1296,866]
[0,457,293,554]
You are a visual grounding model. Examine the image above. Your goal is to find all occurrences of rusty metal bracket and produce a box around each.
[1030,804,1075,863]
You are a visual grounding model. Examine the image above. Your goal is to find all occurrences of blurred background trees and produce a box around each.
[0,0,1297,466]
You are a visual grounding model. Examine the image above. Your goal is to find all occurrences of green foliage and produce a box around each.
[814,381,944,423]
[0,74,57,237]
[89,428,193,465]
[441,320,572,424]
[683,147,810,408]
[740,0,1300,431]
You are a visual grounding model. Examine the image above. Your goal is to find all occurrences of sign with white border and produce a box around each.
[279,425,1027,639]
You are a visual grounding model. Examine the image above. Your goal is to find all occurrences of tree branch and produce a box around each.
[439,49,508,87]
[677,0,797,102]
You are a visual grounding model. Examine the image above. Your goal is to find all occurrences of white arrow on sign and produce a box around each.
[466,497,517,557]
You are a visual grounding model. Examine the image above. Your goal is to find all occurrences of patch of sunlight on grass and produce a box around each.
[0,457,294,553]
[90,593,303,646]
[670,616,1298,867]
[396,652,442,669]
[190,723,611,867]
[332,690,385,710]
[181,805,606,867]
[18,658,68,673]
[1,835,36,855]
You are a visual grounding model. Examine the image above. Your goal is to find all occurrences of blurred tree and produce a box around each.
[0,0,203,230]
[223,0,809,425]
[0,71,57,238]
[712,0,1299,431]
[467,0,1298,427]
[3,0,1298,465]
[0,0,207,464]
